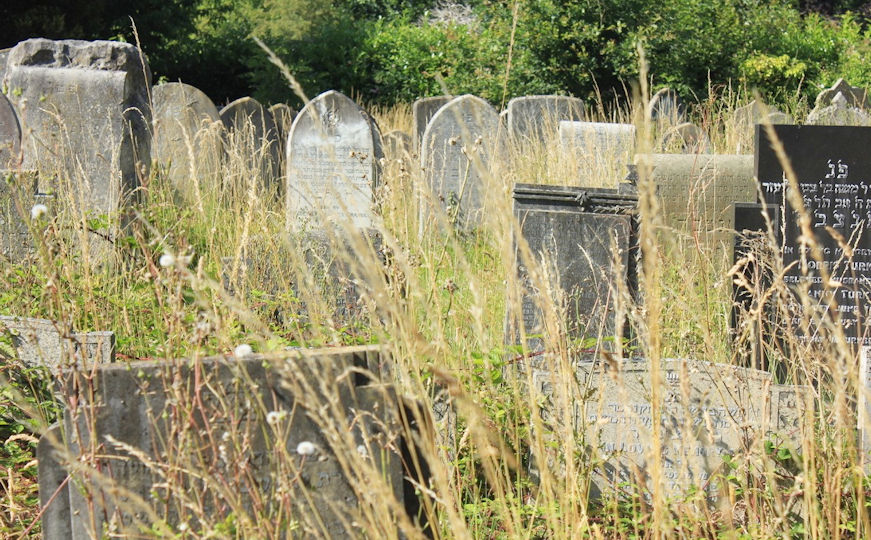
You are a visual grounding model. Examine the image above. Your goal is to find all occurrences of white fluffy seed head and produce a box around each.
[296,441,316,456]
[30,204,48,221]
[158,253,175,268]
[234,344,253,358]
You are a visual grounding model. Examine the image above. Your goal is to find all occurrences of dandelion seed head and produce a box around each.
[159,253,175,268]
[234,344,253,358]
[30,203,48,221]
[296,441,316,456]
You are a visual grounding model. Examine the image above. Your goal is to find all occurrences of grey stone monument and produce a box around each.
[420,94,501,234]
[506,95,585,144]
[0,315,114,373]
[4,38,151,218]
[0,170,37,260]
[40,346,429,539]
[152,82,224,191]
[527,356,809,502]
[269,102,296,161]
[657,122,712,154]
[219,96,281,188]
[647,87,686,127]
[559,121,636,185]
[733,100,792,154]
[0,92,20,169]
[286,90,382,231]
[807,91,871,126]
[0,48,9,87]
[412,96,452,152]
[506,184,637,353]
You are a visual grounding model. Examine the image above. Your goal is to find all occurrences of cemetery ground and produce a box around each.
[2,79,870,538]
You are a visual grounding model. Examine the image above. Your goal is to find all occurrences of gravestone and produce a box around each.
[269,102,296,160]
[0,48,9,87]
[420,94,501,234]
[806,91,871,126]
[286,90,382,231]
[0,315,114,373]
[506,95,585,144]
[219,96,281,188]
[733,101,792,154]
[0,170,37,260]
[814,78,870,110]
[38,423,71,540]
[757,124,871,348]
[861,346,871,470]
[0,92,20,169]
[506,184,637,353]
[412,96,452,152]
[658,122,712,154]
[528,356,810,502]
[635,154,755,251]
[41,346,428,539]
[647,87,686,127]
[4,38,151,217]
[558,121,636,185]
[152,82,224,191]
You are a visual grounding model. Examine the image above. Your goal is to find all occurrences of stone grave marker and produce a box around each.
[0,92,20,169]
[152,82,224,191]
[527,356,810,502]
[4,38,151,218]
[413,96,452,152]
[861,346,871,470]
[635,154,755,252]
[0,48,9,86]
[757,124,871,348]
[38,423,70,540]
[506,95,585,144]
[286,90,382,231]
[420,94,501,234]
[220,96,281,187]
[0,170,37,260]
[807,92,871,126]
[0,315,114,373]
[506,184,637,353]
[648,87,686,127]
[40,346,428,539]
[657,122,712,154]
[269,102,296,160]
[733,100,792,154]
[559,121,636,185]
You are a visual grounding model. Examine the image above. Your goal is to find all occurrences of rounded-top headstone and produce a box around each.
[269,103,296,147]
[152,82,223,189]
[286,90,382,231]
[219,96,281,185]
[5,38,151,215]
[0,92,21,169]
[506,95,585,143]
[420,94,501,233]
[413,96,453,151]
[658,122,712,154]
[647,87,686,126]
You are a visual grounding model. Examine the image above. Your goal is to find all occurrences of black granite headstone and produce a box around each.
[756,124,871,348]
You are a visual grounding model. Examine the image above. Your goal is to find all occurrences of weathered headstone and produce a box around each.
[412,96,452,152]
[814,78,870,110]
[420,94,501,234]
[0,170,37,259]
[42,346,428,539]
[268,102,296,161]
[559,121,636,185]
[647,87,686,127]
[286,90,382,231]
[38,423,71,540]
[0,92,20,169]
[658,122,712,154]
[757,124,871,347]
[4,38,151,217]
[806,91,871,126]
[528,356,809,502]
[506,184,637,352]
[152,82,224,191]
[635,154,755,251]
[0,315,114,373]
[506,95,585,144]
[220,96,281,187]
[733,100,792,154]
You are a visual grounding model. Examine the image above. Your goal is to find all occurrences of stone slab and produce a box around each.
[37,422,71,540]
[412,96,452,152]
[0,169,38,260]
[559,121,636,185]
[0,316,114,373]
[286,90,382,231]
[0,92,20,169]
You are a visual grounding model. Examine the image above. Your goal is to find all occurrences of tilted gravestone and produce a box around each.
[527,356,810,502]
[420,94,501,234]
[635,154,755,253]
[506,95,585,144]
[559,121,636,185]
[0,92,20,169]
[152,82,224,191]
[220,96,281,188]
[286,90,382,231]
[0,315,114,373]
[506,184,637,353]
[4,38,151,218]
[38,346,429,539]
[807,79,871,126]
[757,124,871,348]
[657,122,712,154]
[412,96,452,152]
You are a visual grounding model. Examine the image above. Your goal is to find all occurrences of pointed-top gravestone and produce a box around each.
[506,95,585,144]
[647,87,686,126]
[814,78,870,110]
[0,92,20,169]
[420,94,501,234]
[5,38,151,216]
[152,82,224,190]
[220,96,281,186]
[658,122,712,154]
[286,90,382,231]
[412,96,452,152]
[806,91,871,126]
